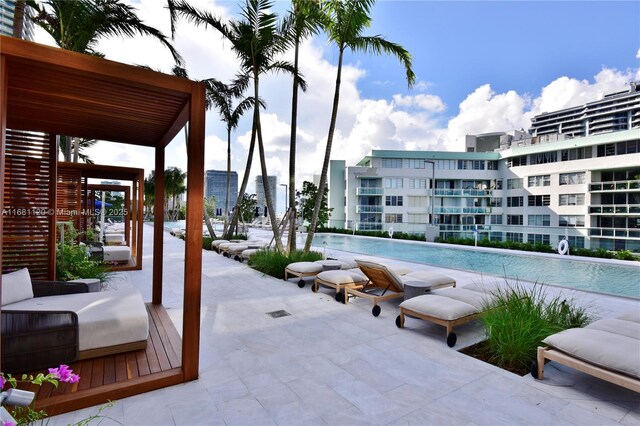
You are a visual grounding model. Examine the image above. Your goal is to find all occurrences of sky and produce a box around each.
[33,0,640,214]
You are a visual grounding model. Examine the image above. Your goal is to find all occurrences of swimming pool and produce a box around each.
[312,234,640,298]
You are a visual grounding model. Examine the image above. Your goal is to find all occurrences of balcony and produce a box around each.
[439,224,492,232]
[589,228,640,239]
[356,187,384,196]
[356,222,383,231]
[433,207,492,214]
[589,180,640,192]
[356,205,383,213]
[434,189,492,197]
[589,205,640,215]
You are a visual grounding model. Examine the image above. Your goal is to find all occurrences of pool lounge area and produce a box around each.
[48,227,640,425]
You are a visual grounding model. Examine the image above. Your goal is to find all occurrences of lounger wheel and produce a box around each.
[311,283,318,293]
[297,280,305,288]
[395,315,403,328]
[372,305,381,317]
[222,252,229,257]
[530,361,539,379]
[446,332,457,348]
[234,255,241,261]
[335,292,344,303]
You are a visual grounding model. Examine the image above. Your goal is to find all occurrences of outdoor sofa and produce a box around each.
[1,268,148,373]
[534,310,640,392]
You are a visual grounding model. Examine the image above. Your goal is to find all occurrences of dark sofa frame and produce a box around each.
[1,280,89,373]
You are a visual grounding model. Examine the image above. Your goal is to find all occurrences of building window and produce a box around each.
[507,215,523,225]
[489,197,502,207]
[528,234,550,245]
[559,193,585,206]
[385,213,403,223]
[409,178,427,189]
[559,215,585,227]
[596,141,639,157]
[561,147,592,161]
[506,232,523,242]
[457,160,485,170]
[490,214,503,225]
[507,156,527,167]
[385,196,403,206]
[436,159,456,170]
[528,175,550,187]
[528,214,550,227]
[528,195,550,206]
[494,179,503,190]
[559,172,585,185]
[507,178,523,190]
[507,196,523,207]
[529,151,557,165]
[487,161,499,170]
[381,158,403,168]
[410,159,425,169]
[384,178,403,189]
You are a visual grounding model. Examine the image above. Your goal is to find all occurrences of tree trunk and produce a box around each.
[224,120,257,240]
[303,48,344,253]
[203,208,217,240]
[224,127,232,235]
[287,34,301,254]
[63,136,72,162]
[73,137,79,162]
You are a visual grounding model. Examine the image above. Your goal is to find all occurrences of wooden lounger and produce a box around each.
[533,311,640,392]
[313,269,368,302]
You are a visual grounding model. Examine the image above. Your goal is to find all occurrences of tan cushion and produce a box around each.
[211,240,229,248]
[3,290,149,352]
[400,294,478,321]
[316,269,367,285]
[404,271,456,289]
[286,262,323,274]
[432,287,494,310]
[241,249,259,258]
[315,259,346,271]
[617,310,640,323]
[227,244,249,253]
[2,268,34,306]
[587,318,640,340]
[338,259,358,269]
[543,328,640,379]
[103,245,131,262]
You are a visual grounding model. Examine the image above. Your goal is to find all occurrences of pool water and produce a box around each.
[313,234,640,298]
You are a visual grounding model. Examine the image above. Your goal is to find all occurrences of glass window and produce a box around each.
[507,215,523,225]
[528,214,550,227]
[559,215,585,227]
[507,196,523,207]
[559,172,585,185]
[559,194,585,206]
[507,178,523,190]
[506,232,523,242]
[409,178,427,189]
[410,159,425,169]
[384,213,402,223]
[528,195,550,206]
[490,214,502,224]
[528,234,550,245]
[385,196,403,206]
[528,175,550,187]
[489,197,502,207]
[384,178,403,189]
[381,158,403,168]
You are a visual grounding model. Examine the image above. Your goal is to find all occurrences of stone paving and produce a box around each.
[49,226,640,425]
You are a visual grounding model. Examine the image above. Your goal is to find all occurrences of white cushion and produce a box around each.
[617,310,640,323]
[316,269,367,285]
[241,249,259,258]
[432,287,495,310]
[543,328,640,379]
[103,245,131,262]
[400,294,478,321]
[315,259,345,271]
[3,290,149,352]
[587,318,640,340]
[211,240,229,248]
[227,244,249,253]
[286,262,323,274]
[2,268,34,306]
[403,271,456,289]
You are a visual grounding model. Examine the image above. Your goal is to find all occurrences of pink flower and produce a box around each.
[2,421,16,426]
[48,365,80,384]
[0,376,5,390]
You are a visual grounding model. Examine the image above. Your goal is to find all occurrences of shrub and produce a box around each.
[481,283,592,373]
[248,249,323,279]
[203,236,213,250]
[615,250,637,261]
[56,224,110,283]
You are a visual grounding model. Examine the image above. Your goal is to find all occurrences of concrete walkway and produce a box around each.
[50,226,640,425]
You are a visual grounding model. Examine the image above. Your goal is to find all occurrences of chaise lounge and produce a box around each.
[1,268,149,373]
[534,310,640,392]
[346,259,457,317]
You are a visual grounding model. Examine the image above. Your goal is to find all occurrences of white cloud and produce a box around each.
[636,48,640,59]
[393,94,446,112]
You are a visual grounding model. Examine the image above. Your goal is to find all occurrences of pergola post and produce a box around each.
[0,55,7,365]
[153,147,165,305]
[182,83,206,381]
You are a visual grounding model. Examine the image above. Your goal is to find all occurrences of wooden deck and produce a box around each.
[20,304,184,416]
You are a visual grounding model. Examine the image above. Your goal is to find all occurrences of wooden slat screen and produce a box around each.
[2,130,55,279]
[56,167,86,235]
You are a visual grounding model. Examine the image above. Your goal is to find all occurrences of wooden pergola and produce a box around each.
[0,36,206,412]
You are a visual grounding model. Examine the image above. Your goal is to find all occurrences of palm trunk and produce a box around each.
[303,48,344,253]
[224,127,232,235]
[253,73,284,252]
[63,136,72,162]
[73,137,79,162]
[224,121,257,240]
[287,34,301,254]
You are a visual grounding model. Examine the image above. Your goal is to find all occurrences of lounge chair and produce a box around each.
[211,239,229,253]
[395,283,496,346]
[347,259,457,317]
[313,268,369,302]
[284,259,349,288]
[533,310,640,392]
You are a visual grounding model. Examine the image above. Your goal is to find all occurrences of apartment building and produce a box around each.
[329,91,640,251]
[204,169,238,214]
[255,175,277,215]
[1,0,34,40]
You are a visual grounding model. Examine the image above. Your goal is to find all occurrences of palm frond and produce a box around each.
[350,35,416,87]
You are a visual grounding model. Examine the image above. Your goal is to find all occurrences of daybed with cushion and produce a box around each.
[396,283,496,347]
[1,268,149,373]
[284,259,349,288]
[313,268,369,302]
[534,310,640,392]
[347,259,457,317]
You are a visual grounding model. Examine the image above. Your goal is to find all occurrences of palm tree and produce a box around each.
[283,0,322,253]
[27,0,182,63]
[170,0,297,252]
[144,171,155,220]
[164,167,186,221]
[205,77,254,235]
[303,0,415,253]
[58,136,98,163]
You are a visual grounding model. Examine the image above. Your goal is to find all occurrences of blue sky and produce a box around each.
[35,0,640,212]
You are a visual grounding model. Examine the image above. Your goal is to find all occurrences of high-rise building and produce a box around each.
[255,175,277,215]
[1,1,34,40]
[530,83,640,138]
[330,86,640,252]
[204,170,238,214]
